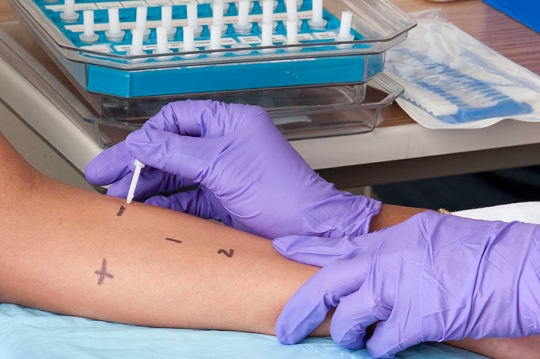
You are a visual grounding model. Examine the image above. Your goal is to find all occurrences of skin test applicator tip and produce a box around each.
[126,159,145,205]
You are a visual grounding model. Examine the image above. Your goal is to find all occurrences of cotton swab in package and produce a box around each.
[385,9,540,129]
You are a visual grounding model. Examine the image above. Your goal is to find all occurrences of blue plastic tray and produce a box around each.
[9,0,415,97]
[484,0,540,34]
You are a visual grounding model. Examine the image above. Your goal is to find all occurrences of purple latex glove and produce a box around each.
[85,100,381,239]
[274,211,540,358]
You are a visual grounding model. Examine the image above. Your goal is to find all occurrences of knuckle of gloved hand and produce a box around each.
[241,104,273,125]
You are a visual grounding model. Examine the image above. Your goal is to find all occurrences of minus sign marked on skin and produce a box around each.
[165,237,183,244]
[117,205,126,216]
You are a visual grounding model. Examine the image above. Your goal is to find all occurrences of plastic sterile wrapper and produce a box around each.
[385,9,540,129]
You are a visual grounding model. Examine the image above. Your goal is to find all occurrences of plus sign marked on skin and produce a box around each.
[95,258,114,285]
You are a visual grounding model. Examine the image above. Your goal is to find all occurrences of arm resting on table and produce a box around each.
[0,131,538,358]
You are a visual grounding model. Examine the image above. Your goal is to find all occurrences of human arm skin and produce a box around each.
[1,132,539,358]
[0,131,326,336]
[369,204,427,232]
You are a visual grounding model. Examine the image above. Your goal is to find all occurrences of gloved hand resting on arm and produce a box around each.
[85,100,381,239]
[273,211,540,358]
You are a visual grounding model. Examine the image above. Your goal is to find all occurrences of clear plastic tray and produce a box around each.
[0,20,403,145]
[91,72,403,143]
[75,79,368,122]
[7,0,415,97]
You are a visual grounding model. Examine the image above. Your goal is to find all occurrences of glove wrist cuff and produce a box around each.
[331,195,382,238]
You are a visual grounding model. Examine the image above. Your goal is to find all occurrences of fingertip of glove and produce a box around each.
[84,156,109,185]
[274,320,304,345]
[333,330,367,351]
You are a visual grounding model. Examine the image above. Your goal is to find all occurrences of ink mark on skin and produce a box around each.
[94,258,114,285]
[117,205,126,217]
[218,249,234,258]
[165,237,183,244]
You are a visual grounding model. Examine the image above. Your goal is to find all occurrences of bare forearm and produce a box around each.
[0,174,324,336]
[0,132,538,358]
[369,204,428,231]
[447,337,540,359]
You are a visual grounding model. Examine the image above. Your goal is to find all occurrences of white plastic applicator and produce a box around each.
[285,0,301,30]
[154,26,173,60]
[336,11,354,40]
[126,159,145,205]
[258,0,277,11]
[308,0,327,30]
[285,19,301,52]
[260,21,276,53]
[261,0,277,31]
[134,6,151,40]
[79,10,99,43]
[161,5,177,39]
[187,2,203,37]
[105,7,126,42]
[212,0,230,13]
[212,1,228,35]
[60,0,79,22]
[128,28,146,62]
[181,25,199,58]
[233,0,252,34]
[208,23,226,56]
